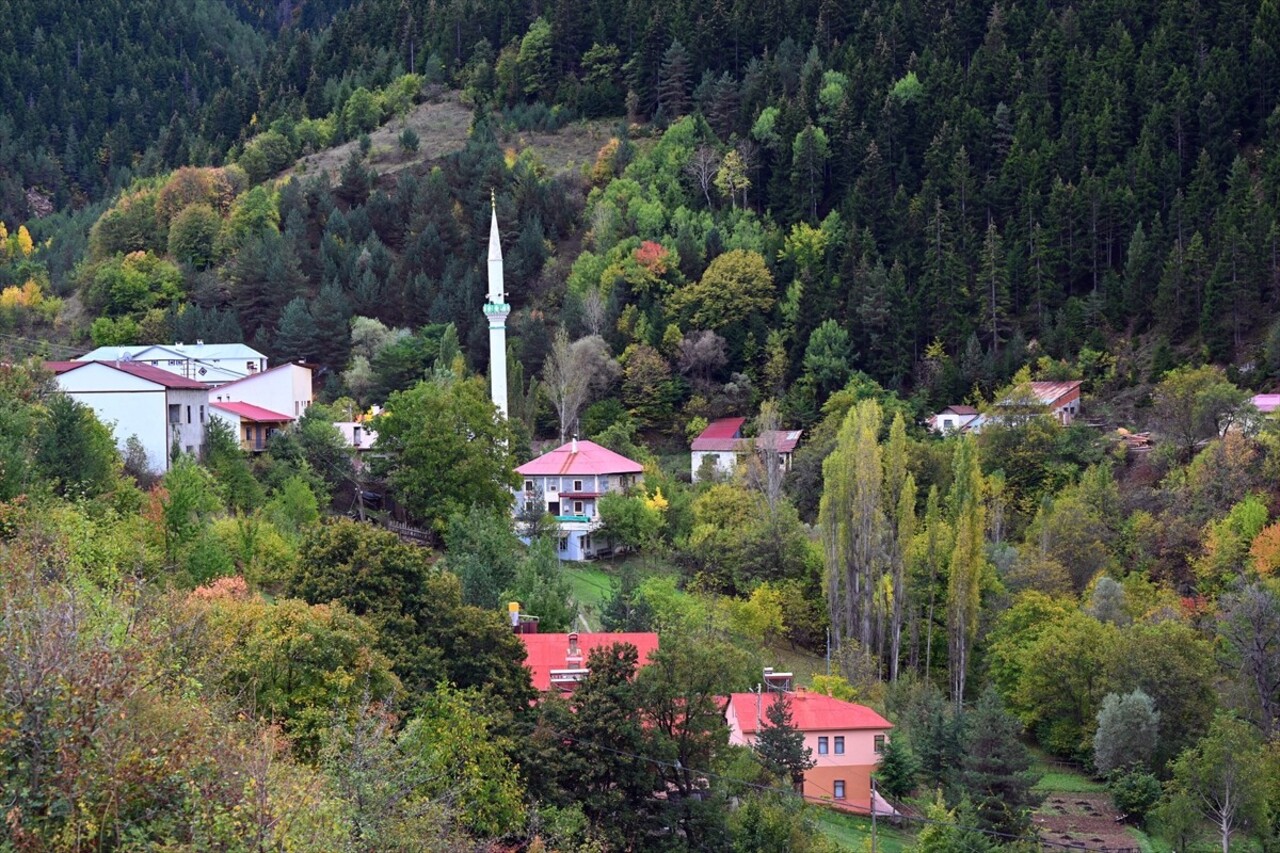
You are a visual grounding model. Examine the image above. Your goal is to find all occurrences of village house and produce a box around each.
[75,342,268,386]
[209,401,294,452]
[48,360,210,473]
[515,438,644,561]
[725,687,895,814]
[517,627,660,693]
[929,380,1083,434]
[690,416,803,482]
[926,404,980,434]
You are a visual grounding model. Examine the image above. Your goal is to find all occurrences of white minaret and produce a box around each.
[484,193,510,418]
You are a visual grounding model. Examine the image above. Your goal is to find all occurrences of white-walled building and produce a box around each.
[48,360,210,473]
[209,362,313,419]
[75,342,268,386]
[515,439,644,561]
[690,417,803,482]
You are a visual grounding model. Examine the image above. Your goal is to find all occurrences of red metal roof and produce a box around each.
[759,429,803,454]
[944,404,979,416]
[519,632,660,691]
[210,401,294,422]
[691,417,748,451]
[47,360,208,390]
[728,691,893,734]
[1028,380,1082,407]
[516,439,644,476]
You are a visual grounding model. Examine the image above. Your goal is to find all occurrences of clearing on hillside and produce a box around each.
[287,90,621,183]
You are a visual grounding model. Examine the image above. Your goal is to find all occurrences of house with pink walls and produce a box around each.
[725,688,894,813]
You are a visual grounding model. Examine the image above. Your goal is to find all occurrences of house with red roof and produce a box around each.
[930,380,1083,434]
[927,404,980,434]
[726,688,894,814]
[518,629,660,692]
[691,416,803,482]
[48,360,212,473]
[210,401,294,452]
[515,437,645,560]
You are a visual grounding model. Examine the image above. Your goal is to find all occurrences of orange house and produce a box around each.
[725,688,894,813]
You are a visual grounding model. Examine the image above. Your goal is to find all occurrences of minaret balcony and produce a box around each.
[483,302,511,316]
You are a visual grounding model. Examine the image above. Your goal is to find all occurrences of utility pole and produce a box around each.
[870,777,878,853]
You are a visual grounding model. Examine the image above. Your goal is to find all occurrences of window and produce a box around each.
[199,405,205,424]
[874,735,886,754]
[524,500,537,514]
[558,536,569,551]
[168,404,180,424]
[817,737,828,755]
[834,736,844,755]
[574,500,584,515]
[573,480,583,491]
[582,535,591,550]
[246,361,257,371]
[524,480,535,493]
[601,476,609,490]
[833,780,845,800]
[186,405,192,424]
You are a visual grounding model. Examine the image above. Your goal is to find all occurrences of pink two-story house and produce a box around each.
[726,688,894,813]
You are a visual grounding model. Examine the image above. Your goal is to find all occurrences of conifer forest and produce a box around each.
[1,0,1280,849]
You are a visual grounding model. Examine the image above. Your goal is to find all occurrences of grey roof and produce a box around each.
[77,342,266,363]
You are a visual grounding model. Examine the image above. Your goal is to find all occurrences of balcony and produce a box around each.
[555,514,592,523]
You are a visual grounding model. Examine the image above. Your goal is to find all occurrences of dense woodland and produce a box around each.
[2,0,1280,849]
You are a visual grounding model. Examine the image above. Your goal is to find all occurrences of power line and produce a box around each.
[540,726,1135,852]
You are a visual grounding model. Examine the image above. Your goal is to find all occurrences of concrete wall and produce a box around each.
[168,387,209,458]
[212,365,312,417]
[56,363,170,472]
[691,450,737,481]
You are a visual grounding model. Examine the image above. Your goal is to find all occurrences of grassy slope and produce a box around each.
[815,809,913,852]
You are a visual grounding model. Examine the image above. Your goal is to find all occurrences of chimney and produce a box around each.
[566,631,583,669]
[796,686,808,700]
[571,435,578,453]
[508,601,521,631]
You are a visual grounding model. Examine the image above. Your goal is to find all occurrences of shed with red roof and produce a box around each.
[210,401,295,452]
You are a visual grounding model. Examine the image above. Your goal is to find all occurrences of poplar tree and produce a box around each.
[883,412,916,681]
[820,399,886,661]
[947,436,987,708]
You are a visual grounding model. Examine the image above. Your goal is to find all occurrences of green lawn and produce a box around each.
[815,808,914,852]
[564,563,615,629]
[1028,748,1106,793]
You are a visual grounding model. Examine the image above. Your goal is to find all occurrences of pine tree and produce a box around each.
[657,39,691,119]
[275,297,319,362]
[956,690,1042,839]
[311,282,352,373]
[874,734,920,800]
[753,691,814,791]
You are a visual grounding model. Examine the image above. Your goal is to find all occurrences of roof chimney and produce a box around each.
[566,632,583,669]
[796,686,808,700]
[571,435,578,453]
[508,601,521,630]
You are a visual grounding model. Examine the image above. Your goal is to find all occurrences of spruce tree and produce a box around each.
[956,690,1042,839]
[275,297,319,362]
[874,733,920,800]
[753,691,814,791]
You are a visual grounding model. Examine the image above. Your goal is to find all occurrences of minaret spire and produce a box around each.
[484,192,510,418]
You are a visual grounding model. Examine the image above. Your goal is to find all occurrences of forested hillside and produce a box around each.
[2,0,1280,850]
